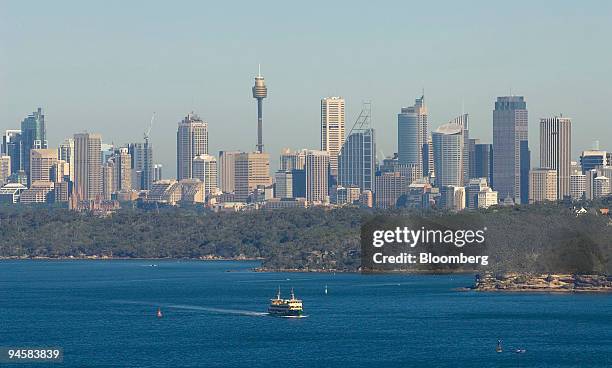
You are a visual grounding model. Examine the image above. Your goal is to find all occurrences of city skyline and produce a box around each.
[2,1,612,176]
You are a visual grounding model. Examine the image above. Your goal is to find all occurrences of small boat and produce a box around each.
[514,349,526,354]
[157,308,163,318]
[324,285,328,294]
[496,340,503,353]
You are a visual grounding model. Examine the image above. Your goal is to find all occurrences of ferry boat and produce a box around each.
[268,287,303,317]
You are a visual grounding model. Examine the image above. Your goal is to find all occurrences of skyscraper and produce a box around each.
[129,142,153,190]
[20,108,47,181]
[176,113,208,180]
[529,168,557,203]
[274,170,293,198]
[432,122,464,187]
[29,149,57,183]
[280,148,307,171]
[470,142,493,186]
[73,133,102,201]
[113,147,132,192]
[539,116,571,199]
[492,96,529,204]
[58,138,75,183]
[321,97,346,177]
[305,150,330,203]
[234,152,272,202]
[252,65,267,153]
[449,113,470,185]
[2,130,21,175]
[338,103,376,192]
[374,172,408,209]
[218,151,241,193]
[580,150,607,173]
[398,95,427,178]
[193,154,218,194]
[153,164,163,182]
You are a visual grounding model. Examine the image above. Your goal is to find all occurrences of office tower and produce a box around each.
[218,151,240,193]
[0,183,27,203]
[252,65,268,153]
[580,150,607,173]
[426,135,434,176]
[0,156,10,185]
[193,154,218,194]
[477,187,498,209]
[51,160,68,183]
[585,169,597,200]
[359,189,374,208]
[333,185,361,205]
[466,178,489,209]
[432,122,464,187]
[176,113,208,180]
[274,170,293,198]
[280,148,307,171]
[2,130,21,175]
[570,161,581,175]
[102,163,114,200]
[153,164,163,182]
[449,113,470,184]
[493,96,529,204]
[74,133,102,201]
[471,142,493,185]
[529,168,557,203]
[570,173,586,200]
[19,181,55,204]
[29,149,57,183]
[129,142,153,190]
[374,172,408,209]
[113,148,132,192]
[20,108,47,179]
[58,138,75,182]
[305,150,330,203]
[398,95,427,177]
[593,176,610,198]
[321,97,346,177]
[440,186,466,211]
[338,103,376,192]
[540,116,571,199]
[291,169,306,198]
[234,152,272,202]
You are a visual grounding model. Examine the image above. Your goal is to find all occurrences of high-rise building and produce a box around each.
[20,108,47,180]
[477,187,498,209]
[540,116,571,199]
[153,164,163,182]
[193,154,218,194]
[440,186,466,211]
[305,150,330,203]
[466,178,489,209]
[493,96,529,204]
[374,172,408,209]
[176,113,208,180]
[234,152,272,202]
[449,113,470,184]
[398,95,427,178]
[113,147,132,192]
[470,142,493,186]
[2,130,21,175]
[218,151,241,193]
[129,142,153,190]
[73,133,102,201]
[321,97,345,177]
[58,138,75,182]
[593,176,610,198]
[29,149,57,183]
[338,103,376,192]
[432,122,464,187]
[529,168,557,204]
[280,148,307,171]
[0,156,11,185]
[570,173,586,200]
[102,163,114,200]
[580,150,607,173]
[252,65,268,153]
[274,170,293,199]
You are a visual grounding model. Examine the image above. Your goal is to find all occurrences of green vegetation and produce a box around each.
[0,197,610,273]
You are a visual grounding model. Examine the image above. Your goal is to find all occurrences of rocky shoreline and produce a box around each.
[474,273,612,293]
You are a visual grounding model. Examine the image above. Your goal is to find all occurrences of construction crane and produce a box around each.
[144,112,156,143]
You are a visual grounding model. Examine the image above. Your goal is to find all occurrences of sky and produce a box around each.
[1,0,611,176]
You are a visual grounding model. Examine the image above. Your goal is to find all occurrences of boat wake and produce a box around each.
[111,300,268,317]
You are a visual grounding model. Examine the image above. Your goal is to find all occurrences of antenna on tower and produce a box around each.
[258,63,261,78]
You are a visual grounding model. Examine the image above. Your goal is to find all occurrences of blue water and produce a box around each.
[1,260,611,368]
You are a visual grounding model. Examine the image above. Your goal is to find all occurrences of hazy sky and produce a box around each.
[2,1,611,176]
